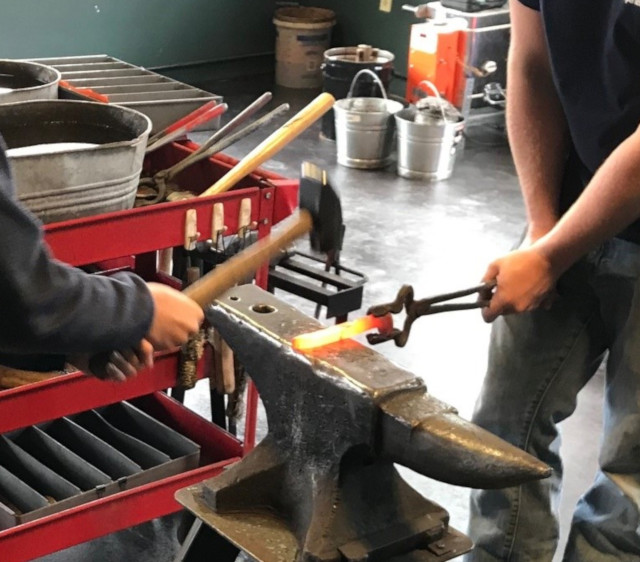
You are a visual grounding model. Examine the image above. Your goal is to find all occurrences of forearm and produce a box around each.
[536,126,640,275]
[0,175,154,356]
[508,50,569,237]
[0,232,153,355]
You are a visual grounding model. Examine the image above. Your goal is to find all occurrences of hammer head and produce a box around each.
[299,161,343,254]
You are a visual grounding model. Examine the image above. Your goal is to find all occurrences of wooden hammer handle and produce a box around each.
[85,211,312,380]
[184,210,313,308]
[200,93,335,197]
[0,365,58,389]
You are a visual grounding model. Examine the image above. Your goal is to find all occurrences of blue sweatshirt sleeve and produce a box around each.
[0,137,154,371]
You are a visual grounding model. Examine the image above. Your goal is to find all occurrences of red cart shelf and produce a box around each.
[0,141,299,560]
[0,390,243,562]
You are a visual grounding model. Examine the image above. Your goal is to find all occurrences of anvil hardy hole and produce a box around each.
[252,304,277,314]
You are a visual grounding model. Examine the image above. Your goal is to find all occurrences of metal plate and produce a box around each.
[176,487,299,562]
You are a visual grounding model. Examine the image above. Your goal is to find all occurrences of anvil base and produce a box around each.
[176,472,472,562]
[177,438,471,562]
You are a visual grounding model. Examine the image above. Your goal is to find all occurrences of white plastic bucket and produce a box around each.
[273,7,336,89]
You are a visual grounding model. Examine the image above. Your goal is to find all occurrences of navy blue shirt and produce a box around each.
[519,0,640,242]
[0,136,154,371]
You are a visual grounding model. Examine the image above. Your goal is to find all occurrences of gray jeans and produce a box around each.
[467,237,640,561]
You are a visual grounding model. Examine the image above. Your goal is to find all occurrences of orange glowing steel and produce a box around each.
[291,314,393,351]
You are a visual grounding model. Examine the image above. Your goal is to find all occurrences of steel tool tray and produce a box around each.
[0,397,202,530]
[31,54,223,134]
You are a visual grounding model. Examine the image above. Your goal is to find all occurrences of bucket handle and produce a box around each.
[417,80,448,123]
[347,69,388,100]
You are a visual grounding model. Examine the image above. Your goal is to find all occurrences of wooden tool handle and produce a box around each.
[0,365,58,389]
[213,331,235,394]
[81,211,311,383]
[184,210,313,308]
[200,93,335,197]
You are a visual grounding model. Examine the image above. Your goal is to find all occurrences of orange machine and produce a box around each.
[406,15,468,107]
[405,2,511,115]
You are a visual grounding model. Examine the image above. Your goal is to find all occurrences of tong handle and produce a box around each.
[145,103,229,153]
[428,281,495,305]
[367,280,496,347]
[147,100,219,145]
[155,102,288,184]
[201,93,335,197]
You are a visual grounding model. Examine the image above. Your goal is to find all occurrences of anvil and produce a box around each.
[176,285,549,562]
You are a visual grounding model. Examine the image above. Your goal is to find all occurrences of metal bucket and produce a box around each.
[321,45,395,140]
[0,100,151,223]
[334,69,404,169]
[0,60,60,104]
[395,81,464,181]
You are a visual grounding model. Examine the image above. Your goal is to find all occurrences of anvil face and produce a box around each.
[176,286,549,562]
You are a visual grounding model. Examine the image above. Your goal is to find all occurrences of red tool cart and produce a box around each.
[0,140,299,561]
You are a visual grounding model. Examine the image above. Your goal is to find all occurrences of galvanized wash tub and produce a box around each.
[334,69,404,169]
[0,60,60,104]
[0,100,151,223]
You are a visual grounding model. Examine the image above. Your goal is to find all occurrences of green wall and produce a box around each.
[0,0,278,71]
[0,0,414,90]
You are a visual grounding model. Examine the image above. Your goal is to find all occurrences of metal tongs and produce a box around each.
[366,280,496,347]
[137,92,290,205]
[145,100,229,153]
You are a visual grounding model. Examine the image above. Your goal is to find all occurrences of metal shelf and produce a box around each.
[0,390,243,562]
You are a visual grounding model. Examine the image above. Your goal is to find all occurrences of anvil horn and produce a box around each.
[379,392,551,489]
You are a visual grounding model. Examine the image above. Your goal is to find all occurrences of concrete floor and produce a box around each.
[37,84,603,561]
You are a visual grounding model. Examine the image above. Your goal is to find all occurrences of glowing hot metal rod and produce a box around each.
[291,314,393,350]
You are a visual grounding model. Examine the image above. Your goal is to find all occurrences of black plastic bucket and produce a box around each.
[321,46,394,140]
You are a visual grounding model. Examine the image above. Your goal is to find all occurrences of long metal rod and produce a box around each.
[173,519,203,562]
[146,101,228,152]
[201,93,334,197]
[200,92,273,153]
[146,100,220,146]
[165,92,274,177]
[166,102,290,181]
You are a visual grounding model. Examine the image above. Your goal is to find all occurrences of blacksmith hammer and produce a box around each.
[183,161,341,307]
[91,162,341,377]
